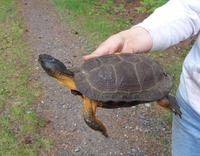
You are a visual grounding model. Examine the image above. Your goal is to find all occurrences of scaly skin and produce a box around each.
[82,96,108,137]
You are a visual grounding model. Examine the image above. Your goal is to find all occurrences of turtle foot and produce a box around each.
[83,115,108,137]
[157,95,182,118]
[167,95,182,118]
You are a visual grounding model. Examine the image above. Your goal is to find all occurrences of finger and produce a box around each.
[83,44,110,61]
[83,53,99,61]
[83,33,124,61]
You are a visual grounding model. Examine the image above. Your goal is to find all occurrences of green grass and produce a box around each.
[0,1,53,155]
[136,0,168,13]
[51,0,130,46]
[0,0,16,22]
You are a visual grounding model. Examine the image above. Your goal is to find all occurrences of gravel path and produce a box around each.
[20,0,171,155]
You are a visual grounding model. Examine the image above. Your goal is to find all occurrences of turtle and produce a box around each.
[38,53,182,137]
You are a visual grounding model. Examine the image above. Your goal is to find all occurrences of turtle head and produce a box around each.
[38,54,77,90]
[38,54,74,78]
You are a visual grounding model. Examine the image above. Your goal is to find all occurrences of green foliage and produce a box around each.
[51,0,130,45]
[52,0,94,14]
[0,0,52,155]
[136,0,168,13]
[0,0,15,22]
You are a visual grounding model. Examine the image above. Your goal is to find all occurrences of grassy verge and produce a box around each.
[0,0,52,155]
[51,0,131,47]
[136,0,168,13]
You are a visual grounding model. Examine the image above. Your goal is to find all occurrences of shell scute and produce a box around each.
[88,65,117,92]
[115,62,141,92]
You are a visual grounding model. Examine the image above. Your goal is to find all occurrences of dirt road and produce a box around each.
[20,0,171,155]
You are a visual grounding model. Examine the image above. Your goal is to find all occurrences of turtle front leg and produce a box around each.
[157,95,182,118]
[82,96,108,137]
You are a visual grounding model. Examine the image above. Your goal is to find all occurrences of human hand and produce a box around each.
[83,26,153,60]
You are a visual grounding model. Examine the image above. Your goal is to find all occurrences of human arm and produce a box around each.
[137,0,200,51]
[83,27,152,60]
[83,0,200,60]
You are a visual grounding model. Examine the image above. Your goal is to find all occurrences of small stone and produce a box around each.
[131,148,136,153]
[26,110,32,114]
[41,100,44,104]
[124,134,128,138]
[74,147,81,152]
[145,103,151,107]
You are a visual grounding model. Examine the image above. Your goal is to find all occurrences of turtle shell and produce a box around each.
[74,53,173,102]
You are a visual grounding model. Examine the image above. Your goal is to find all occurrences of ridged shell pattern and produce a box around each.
[74,53,172,102]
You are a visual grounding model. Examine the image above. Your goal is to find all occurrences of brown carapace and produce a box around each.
[38,53,182,137]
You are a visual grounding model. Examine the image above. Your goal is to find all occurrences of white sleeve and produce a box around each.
[136,0,200,51]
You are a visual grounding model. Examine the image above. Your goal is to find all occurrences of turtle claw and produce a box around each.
[83,116,108,137]
[167,95,182,118]
[172,108,182,118]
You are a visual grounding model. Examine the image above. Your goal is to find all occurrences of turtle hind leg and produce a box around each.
[157,95,182,118]
[82,96,108,137]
